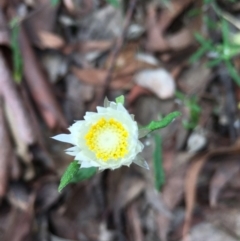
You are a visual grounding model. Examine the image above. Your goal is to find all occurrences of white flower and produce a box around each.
[52,98,149,171]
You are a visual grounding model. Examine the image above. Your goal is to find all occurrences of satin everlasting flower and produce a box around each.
[52,98,148,170]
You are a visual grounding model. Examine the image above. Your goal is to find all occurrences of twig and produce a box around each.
[99,0,138,103]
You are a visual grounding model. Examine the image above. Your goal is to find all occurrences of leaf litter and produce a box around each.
[0,0,240,240]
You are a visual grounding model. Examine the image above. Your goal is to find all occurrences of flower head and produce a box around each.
[52,97,148,170]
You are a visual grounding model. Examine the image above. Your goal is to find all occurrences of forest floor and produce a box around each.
[1,0,240,241]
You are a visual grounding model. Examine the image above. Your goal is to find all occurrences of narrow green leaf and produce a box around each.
[194,33,213,49]
[10,20,23,84]
[189,45,209,63]
[115,95,125,105]
[206,58,222,68]
[106,0,120,8]
[144,111,181,132]
[58,161,97,192]
[153,134,165,191]
[225,60,240,86]
[50,0,60,6]
[222,18,229,47]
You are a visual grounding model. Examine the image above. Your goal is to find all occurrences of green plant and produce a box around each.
[153,134,165,191]
[190,15,240,85]
[10,18,23,84]
[106,0,120,8]
[176,92,201,130]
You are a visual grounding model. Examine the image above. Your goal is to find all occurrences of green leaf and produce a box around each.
[207,58,222,68]
[153,134,165,191]
[189,45,209,63]
[194,33,213,49]
[225,60,240,86]
[106,0,120,8]
[222,18,229,48]
[10,19,23,84]
[50,0,60,6]
[144,111,181,132]
[115,95,125,105]
[58,161,97,192]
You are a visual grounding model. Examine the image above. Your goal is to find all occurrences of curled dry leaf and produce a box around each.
[38,30,65,49]
[134,68,176,99]
[145,5,169,52]
[146,1,193,52]
[20,27,67,130]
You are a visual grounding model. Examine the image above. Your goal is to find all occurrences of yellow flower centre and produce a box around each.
[85,118,129,161]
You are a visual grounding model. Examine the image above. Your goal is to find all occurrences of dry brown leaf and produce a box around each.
[127,85,151,105]
[4,186,35,241]
[0,99,11,198]
[10,154,21,181]
[77,40,112,53]
[71,68,107,85]
[0,51,36,145]
[145,5,169,52]
[72,67,134,90]
[167,29,193,50]
[38,30,65,49]
[0,8,9,46]
[63,0,75,13]
[183,154,208,239]
[158,0,193,32]
[20,27,67,130]
[146,1,194,52]
[126,203,143,241]
[183,140,240,239]
[157,166,187,241]
[209,160,240,208]
[24,0,58,47]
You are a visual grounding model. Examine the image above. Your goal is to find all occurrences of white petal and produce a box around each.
[138,128,150,138]
[116,103,127,112]
[104,97,111,108]
[80,161,93,168]
[65,146,80,156]
[110,102,117,110]
[97,106,107,113]
[133,155,149,169]
[52,134,74,144]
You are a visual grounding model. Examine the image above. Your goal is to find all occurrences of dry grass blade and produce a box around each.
[20,27,67,130]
